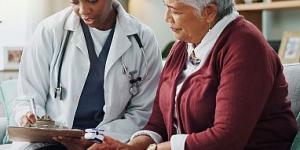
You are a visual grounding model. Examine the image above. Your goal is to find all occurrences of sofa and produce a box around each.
[0,115,7,144]
[284,63,300,150]
[0,79,17,144]
[0,63,300,148]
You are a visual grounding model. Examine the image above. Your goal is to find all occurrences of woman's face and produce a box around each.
[163,0,215,45]
[70,0,114,30]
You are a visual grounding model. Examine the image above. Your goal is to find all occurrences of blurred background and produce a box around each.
[0,0,300,82]
[0,0,174,52]
[1,0,300,55]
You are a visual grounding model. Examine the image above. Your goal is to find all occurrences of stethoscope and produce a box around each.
[54,29,149,100]
[120,34,149,97]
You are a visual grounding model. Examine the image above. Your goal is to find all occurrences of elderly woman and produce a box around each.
[86,0,297,149]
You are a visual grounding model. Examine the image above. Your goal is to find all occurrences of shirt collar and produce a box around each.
[188,11,239,59]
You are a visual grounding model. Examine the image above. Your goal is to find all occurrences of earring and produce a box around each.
[208,23,211,32]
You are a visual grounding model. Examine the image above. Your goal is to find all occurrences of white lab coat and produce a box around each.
[14,1,162,142]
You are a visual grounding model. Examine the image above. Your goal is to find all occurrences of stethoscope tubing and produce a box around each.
[55,30,149,100]
[120,46,148,86]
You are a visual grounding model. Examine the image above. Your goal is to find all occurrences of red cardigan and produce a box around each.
[144,17,297,150]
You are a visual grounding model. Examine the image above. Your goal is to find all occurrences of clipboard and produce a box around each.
[8,126,85,143]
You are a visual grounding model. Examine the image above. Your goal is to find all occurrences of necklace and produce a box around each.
[189,50,201,66]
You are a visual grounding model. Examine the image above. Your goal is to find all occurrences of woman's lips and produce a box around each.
[170,27,181,32]
[82,17,96,25]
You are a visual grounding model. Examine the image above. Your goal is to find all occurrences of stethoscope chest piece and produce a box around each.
[54,85,64,100]
[129,84,139,96]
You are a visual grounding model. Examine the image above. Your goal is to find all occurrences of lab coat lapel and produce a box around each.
[104,18,132,79]
[71,25,89,58]
[64,11,89,58]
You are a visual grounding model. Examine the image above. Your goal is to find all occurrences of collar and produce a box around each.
[187,11,239,59]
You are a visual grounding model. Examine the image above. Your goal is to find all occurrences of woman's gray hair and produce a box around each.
[178,0,235,20]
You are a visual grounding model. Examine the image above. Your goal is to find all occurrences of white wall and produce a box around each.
[0,0,128,47]
[128,0,175,50]
[0,0,28,47]
[26,0,69,39]
[0,0,69,47]
[0,0,175,51]
[263,10,300,41]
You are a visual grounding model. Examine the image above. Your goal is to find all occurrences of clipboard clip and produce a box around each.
[84,128,104,143]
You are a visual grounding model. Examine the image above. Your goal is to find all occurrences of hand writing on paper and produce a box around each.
[21,112,36,126]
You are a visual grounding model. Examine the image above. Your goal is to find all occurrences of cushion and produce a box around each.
[0,88,5,117]
[291,113,300,150]
[283,63,300,150]
[0,85,6,144]
[0,79,18,144]
[283,63,300,117]
[0,118,7,144]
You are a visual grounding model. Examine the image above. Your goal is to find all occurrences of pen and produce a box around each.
[29,98,37,120]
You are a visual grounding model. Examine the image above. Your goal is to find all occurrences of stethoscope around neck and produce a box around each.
[54,28,149,100]
[120,34,149,97]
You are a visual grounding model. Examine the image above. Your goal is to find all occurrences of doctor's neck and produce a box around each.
[95,9,117,31]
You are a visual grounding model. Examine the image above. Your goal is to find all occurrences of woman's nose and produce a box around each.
[78,3,91,15]
[164,8,173,24]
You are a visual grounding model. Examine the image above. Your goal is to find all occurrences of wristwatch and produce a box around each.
[146,144,157,150]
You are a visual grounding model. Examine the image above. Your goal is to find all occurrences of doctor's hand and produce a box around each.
[21,112,36,126]
[87,136,134,150]
[53,136,95,150]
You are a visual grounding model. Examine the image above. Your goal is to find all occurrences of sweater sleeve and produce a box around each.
[142,41,186,142]
[185,31,278,150]
[143,93,169,141]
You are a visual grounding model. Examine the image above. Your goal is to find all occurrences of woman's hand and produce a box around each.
[21,112,36,126]
[88,136,133,150]
[53,136,95,150]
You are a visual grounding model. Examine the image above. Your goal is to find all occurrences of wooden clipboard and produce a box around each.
[8,126,85,143]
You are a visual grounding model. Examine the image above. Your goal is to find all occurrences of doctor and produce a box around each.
[14,0,162,148]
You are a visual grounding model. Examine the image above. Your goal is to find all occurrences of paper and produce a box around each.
[8,126,84,143]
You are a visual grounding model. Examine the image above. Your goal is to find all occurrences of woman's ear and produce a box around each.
[202,3,218,24]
